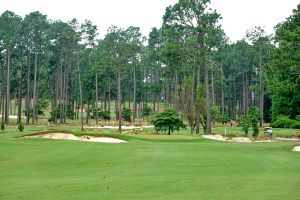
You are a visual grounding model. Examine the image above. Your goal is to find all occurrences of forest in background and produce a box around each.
[0,0,299,134]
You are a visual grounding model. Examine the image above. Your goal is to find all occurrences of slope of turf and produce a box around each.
[0,130,299,200]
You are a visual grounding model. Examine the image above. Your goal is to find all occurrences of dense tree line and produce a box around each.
[0,1,299,133]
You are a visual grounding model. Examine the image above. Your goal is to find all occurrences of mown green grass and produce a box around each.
[0,127,299,200]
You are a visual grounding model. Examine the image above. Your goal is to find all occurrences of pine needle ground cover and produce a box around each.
[0,129,299,200]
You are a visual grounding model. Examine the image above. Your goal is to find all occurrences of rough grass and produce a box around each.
[212,126,300,138]
[0,127,299,200]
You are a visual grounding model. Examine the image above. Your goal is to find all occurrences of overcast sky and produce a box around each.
[0,0,299,42]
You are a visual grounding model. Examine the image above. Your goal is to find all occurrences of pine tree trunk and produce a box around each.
[245,73,249,115]
[141,68,145,119]
[117,69,122,133]
[59,55,63,124]
[153,94,156,111]
[17,53,23,124]
[211,69,215,106]
[35,88,39,123]
[195,69,200,135]
[259,49,264,126]
[221,66,225,115]
[13,94,17,116]
[233,80,237,120]
[5,50,12,124]
[49,74,54,115]
[115,99,118,121]
[95,74,99,125]
[25,53,31,125]
[54,69,59,124]
[204,62,211,134]
[86,103,90,124]
[63,66,68,123]
[108,80,111,114]
[32,51,38,124]
[0,72,2,122]
[101,95,104,111]
[243,74,246,115]
[157,93,160,112]
[128,86,131,109]
[175,70,179,111]
[133,65,136,122]
[144,68,147,108]
[77,60,84,131]
[197,65,200,86]
[104,96,107,111]
[1,59,5,123]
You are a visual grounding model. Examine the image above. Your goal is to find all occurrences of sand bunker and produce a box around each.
[22,133,127,143]
[86,125,154,130]
[293,145,300,152]
[202,134,273,143]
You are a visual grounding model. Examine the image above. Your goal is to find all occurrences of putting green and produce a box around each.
[0,130,299,200]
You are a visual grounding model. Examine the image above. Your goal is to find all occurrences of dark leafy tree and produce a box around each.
[151,109,186,135]
[266,4,300,121]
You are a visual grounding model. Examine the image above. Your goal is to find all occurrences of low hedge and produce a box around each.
[271,116,300,129]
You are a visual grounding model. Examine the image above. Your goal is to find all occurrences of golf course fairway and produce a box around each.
[0,131,299,200]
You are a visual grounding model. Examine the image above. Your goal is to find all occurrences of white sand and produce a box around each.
[202,134,228,141]
[277,137,300,142]
[86,125,154,130]
[293,145,300,152]
[202,134,273,143]
[9,115,25,119]
[22,133,127,143]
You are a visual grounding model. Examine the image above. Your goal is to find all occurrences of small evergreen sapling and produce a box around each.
[122,108,132,123]
[248,107,260,137]
[240,116,250,136]
[18,122,24,132]
[1,122,4,131]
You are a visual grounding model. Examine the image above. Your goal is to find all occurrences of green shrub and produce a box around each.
[252,126,259,137]
[142,106,153,117]
[50,104,75,120]
[239,116,250,136]
[291,121,300,129]
[92,110,111,121]
[122,108,132,123]
[100,111,111,121]
[238,107,260,136]
[66,104,75,120]
[217,113,230,124]
[37,99,50,110]
[1,122,4,131]
[23,109,45,118]
[18,122,24,132]
[248,107,260,137]
[50,108,60,120]
[271,116,297,128]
